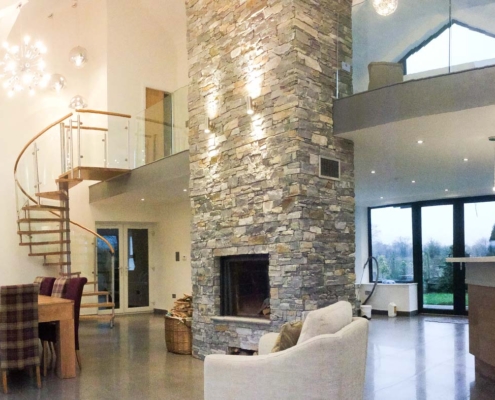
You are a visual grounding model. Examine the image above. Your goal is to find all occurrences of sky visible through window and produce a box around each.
[372,202,495,249]
[406,23,495,75]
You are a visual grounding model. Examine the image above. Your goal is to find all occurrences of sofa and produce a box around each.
[204,301,369,400]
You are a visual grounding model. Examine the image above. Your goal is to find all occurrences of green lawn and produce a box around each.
[423,292,469,306]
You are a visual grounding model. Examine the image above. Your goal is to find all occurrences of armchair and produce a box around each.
[204,302,368,400]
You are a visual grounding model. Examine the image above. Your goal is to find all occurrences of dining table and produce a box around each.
[38,295,76,379]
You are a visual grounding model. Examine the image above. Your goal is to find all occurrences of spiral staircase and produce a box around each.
[14,110,133,327]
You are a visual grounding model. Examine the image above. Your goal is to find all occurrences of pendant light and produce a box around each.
[69,1,88,68]
[372,0,398,16]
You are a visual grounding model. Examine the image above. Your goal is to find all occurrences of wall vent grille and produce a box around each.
[319,156,340,180]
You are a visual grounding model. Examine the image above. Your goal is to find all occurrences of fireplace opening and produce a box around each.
[220,254,270,319]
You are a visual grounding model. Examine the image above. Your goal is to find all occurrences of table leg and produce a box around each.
[56,319,76,378]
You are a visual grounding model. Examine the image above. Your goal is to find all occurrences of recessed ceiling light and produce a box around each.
[183,189,187,192]
[463,158,468,162]
[412,180,416,183]
[141,198,145,201]
[371,170,376,174]
[445,189,449,192]
[380,196,383,199]
[417,140,424,144]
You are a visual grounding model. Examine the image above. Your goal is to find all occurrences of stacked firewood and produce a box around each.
[169,293,193,318]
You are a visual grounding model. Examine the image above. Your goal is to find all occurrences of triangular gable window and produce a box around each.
[403,22,495,75]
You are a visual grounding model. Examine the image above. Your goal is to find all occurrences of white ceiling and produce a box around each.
[339,104,495,207]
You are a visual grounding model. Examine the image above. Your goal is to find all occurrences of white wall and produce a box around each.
[154,200,192,311]
[0,0,108,285]
[106,0,189,164]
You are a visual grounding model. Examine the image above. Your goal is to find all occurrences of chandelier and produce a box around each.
[0,36,50,96]
[372,0,398,16]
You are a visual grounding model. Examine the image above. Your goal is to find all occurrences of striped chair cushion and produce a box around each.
[51,278,68,298]
[0,284,40,369]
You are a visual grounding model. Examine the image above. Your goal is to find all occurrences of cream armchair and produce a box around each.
[204,302,369,400]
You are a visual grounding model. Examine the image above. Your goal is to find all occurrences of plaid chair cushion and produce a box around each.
[51,278,68,298]
[0,284,40,369]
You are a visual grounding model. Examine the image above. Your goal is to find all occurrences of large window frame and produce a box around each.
[368,195,495,315]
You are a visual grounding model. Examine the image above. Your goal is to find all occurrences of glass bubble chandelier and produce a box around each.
[69,45,88,68]
[69,94,87,109]
[372,0,398,16]
[0,35,50,96]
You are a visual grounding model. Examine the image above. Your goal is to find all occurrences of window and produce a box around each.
[403,22,495,75]
[370,206,413,283]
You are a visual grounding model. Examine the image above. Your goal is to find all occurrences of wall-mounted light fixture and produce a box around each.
[246,96,254,115]
[205,116,211,133]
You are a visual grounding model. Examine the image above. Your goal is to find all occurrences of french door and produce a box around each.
[96,224,151,313]
[369,199,495,315]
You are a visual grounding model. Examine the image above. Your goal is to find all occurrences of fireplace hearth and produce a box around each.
[220,254,270,319]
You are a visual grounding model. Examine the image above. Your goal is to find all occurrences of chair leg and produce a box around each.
[76,350,82,370]
[43,341,49,376]
[2,370,7,394]
[50,342,56,370]
[35,366,41,389]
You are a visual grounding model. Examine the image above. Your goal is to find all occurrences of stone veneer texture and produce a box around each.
[187,0,355,359]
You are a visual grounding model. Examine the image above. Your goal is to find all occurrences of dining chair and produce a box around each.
[0,284,41,393]
[39,277,87,375]
[38,277,56,296]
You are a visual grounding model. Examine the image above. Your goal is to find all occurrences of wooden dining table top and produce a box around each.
[38,295,74,323]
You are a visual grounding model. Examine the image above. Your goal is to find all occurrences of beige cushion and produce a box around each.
[271,321,303,353]
[368,62,403,90]
[297,301,352,344]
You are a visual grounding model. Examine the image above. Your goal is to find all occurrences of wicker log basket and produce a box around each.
[164,293,193,355]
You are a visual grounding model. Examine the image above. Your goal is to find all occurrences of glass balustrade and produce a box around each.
[344,0,495,96]
[133,85,189,168]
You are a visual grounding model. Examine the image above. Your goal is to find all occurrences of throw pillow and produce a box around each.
[270,321,303,353]
[297,301,352,344]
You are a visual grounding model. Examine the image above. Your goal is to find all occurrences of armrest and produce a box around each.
[258,332,278,355]
[204,318,369,400]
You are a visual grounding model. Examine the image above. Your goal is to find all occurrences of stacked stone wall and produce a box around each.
[187,0,354,359]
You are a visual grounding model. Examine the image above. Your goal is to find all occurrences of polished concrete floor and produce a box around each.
[4,314,495,399]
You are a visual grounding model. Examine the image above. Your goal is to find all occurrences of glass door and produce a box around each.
[96,224,151,313]
[125,228,150,311]
[421,205,455,311]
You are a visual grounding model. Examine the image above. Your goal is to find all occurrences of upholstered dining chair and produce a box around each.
[39,277,87,375]
[36,277,56,296]
[0,284,41,393]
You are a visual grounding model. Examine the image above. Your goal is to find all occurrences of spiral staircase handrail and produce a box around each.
[13,112,115,254]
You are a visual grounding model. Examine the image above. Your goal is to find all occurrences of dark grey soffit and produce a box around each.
[89,150,190,203]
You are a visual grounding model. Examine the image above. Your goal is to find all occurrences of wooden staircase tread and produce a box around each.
[81,302,114,308]
[43,262,71,266]
[18,218,66,223]
[22,205,68,211]
[19,240,70,246]
[56,178,83,189]
[85,281,97,285]
[29,251,70,256]
[35,191,68,200]
[18,229,69,235]
[59,167,131,182]
[82,291,109,296]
